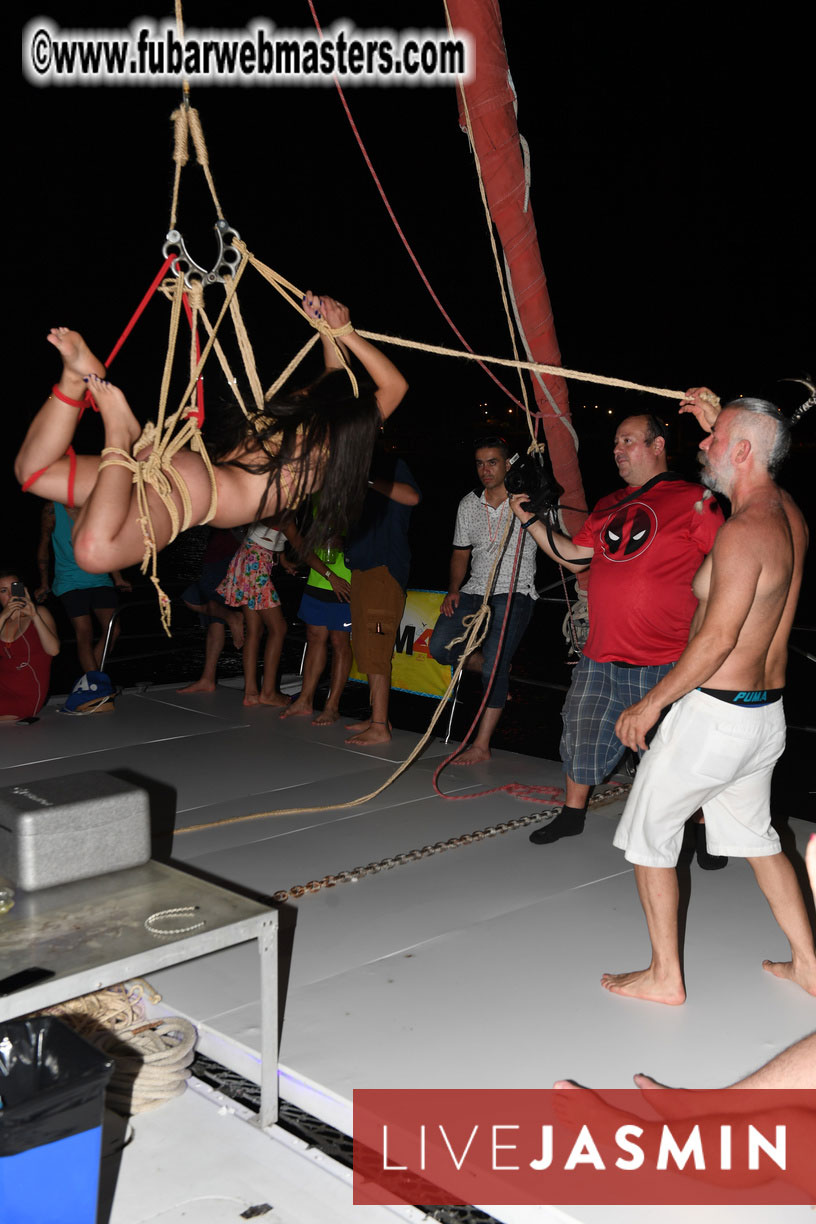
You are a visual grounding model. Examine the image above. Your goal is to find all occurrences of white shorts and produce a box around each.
[613,688,785,867]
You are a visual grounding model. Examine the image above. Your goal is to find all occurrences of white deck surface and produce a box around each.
[2,684,814,1223]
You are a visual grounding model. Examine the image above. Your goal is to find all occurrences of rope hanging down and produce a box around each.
[177,503,550,834]
[34,26,700,838]
[86,95,687,636]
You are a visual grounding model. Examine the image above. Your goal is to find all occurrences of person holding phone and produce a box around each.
[0,571,60,721]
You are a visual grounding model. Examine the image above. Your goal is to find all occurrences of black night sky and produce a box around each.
[16,2,814,593]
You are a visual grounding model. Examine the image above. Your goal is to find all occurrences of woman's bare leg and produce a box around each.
[242,609,261,704]
[258,607,288,707]
[15,329,107,503]
[70,376,220,573]
[280,624,327,719]
[313,629,351,724]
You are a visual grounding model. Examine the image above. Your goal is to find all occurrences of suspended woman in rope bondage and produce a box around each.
[15,294,408,581]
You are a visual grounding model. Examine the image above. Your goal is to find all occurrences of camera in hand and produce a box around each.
[10,581,26,600]
[505,452,563,519]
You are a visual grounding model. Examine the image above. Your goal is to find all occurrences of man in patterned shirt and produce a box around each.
[429,437,538,764]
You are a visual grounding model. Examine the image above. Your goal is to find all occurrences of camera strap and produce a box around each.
[544,471,687,565]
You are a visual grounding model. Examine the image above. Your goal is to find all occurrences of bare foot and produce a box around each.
[279,698,314,720]
[243,693,260,707]
[452,744,491,766]
[258,692,289,708]
[632,1073,670,1091]
[84,375,141,451]
[345,718,371,733]
[551,1085,645,1152]
[345,721,391,745]
[762,958,816,997]
[313,708,340,726]
[601,967,686,1006]
[177,679,216,694]
[47,327,105,385]
[633,1075,769,1121]
[631,1074,715,1122]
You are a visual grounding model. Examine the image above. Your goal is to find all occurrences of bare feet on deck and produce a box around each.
[258,692,289,708]
[243,693,260,706]
[345,720,391,745]
[761,957,816,997]
[312,708,340,726]
[601,967,686,1006]
[452,744,491,766]
[177,679,216,694]
[83,375,142,452]
[47,327,106,385]
[279,698,313,720]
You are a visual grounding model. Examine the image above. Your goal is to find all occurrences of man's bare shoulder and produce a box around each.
[778,487,808,549]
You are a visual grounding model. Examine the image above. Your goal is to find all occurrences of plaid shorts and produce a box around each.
[560,655,674,785]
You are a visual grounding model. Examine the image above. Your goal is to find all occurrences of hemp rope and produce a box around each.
[102,33,691,826]
[354,330,687,401]
[169,106,189,232]
[38,979,196,1114]
[224,273,266,414]
[98,247,253,632]
[185,281,250,418]
[99,1018,197,1114]
[176,508,517,836]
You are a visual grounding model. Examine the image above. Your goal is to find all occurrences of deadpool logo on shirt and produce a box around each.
[599,501,658,561]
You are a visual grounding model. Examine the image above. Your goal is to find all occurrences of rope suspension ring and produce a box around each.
[144,906,205,936]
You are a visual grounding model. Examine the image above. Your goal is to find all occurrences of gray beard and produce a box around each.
[699,452,729,494]
[699,459,732,496]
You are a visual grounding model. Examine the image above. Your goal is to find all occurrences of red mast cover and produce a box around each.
[448,0,587,535]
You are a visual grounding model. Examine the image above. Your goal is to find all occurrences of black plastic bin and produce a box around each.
[0,1017,114,1224]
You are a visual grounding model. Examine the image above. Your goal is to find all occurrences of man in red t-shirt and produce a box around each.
[511,412,724,843]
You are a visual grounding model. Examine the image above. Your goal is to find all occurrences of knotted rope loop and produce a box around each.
[99,431,204,635]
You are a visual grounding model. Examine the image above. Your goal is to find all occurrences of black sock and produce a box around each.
[530,804,587,844]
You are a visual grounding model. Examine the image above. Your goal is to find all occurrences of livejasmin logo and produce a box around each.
[353,1088,816,1207]
[380,1118,785,1172]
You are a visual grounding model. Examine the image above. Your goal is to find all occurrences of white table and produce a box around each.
[0,860,279,1126]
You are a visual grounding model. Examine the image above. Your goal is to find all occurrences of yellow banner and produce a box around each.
[349,589,452,698]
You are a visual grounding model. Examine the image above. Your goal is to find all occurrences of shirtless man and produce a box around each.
[604,392,815,1004]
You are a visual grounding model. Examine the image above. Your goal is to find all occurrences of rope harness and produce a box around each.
[23,14,719,849]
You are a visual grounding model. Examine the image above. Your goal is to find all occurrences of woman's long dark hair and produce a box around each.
[207,369,380,551]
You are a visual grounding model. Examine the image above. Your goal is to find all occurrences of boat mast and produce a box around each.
[447,0,587,536]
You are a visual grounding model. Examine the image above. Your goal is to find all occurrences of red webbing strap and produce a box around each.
[22,256,176,499]
[104,253,176,369]
[181,292,205,426]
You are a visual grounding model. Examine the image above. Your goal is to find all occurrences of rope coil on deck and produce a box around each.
[37,979,198,1114]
